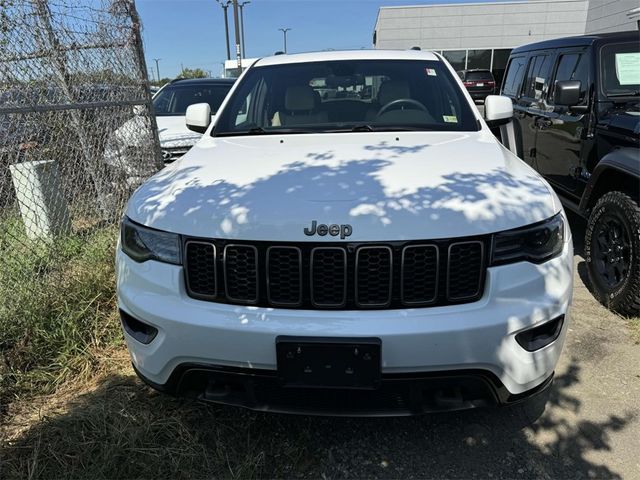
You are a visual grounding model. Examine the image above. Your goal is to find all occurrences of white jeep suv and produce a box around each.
[117,50,573,416]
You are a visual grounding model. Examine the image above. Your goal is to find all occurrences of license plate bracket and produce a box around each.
[276,336,381,389]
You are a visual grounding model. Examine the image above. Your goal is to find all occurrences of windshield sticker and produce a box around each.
[443,115,457,123]
[426,68,437,76]
[615,52,640,85]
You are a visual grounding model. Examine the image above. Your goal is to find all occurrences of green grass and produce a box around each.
[0,216,122,406]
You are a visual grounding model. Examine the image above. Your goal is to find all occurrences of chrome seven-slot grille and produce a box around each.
[184,239,487,309]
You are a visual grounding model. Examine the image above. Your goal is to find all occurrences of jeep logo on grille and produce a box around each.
[304,220,352,239]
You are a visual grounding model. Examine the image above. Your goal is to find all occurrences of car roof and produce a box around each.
[169,77,236,86]
[511,31,640,55]
[253,49,440,67]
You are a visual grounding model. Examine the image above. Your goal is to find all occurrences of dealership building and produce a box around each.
[373,0,639,83]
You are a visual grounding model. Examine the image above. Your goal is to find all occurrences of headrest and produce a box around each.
[285,85,316,111]
[378,80,411,105]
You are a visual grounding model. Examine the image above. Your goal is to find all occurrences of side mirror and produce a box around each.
[185,103,211,133]
[484,95,513,127]
[554,80,581,106]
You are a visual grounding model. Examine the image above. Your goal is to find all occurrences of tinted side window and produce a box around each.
[550,53,589,104]
[523,54,553,100]
[502,56,527,96]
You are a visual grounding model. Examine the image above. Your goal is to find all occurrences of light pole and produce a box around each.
[238,1,250,58]
[278,27,291,54]
[232,0,242,68]
[152,58,161,83]
[216,0,232,60]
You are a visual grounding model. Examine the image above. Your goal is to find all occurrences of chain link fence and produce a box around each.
[0,0,161,287]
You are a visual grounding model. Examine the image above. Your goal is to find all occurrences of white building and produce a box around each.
[373,0,639,83]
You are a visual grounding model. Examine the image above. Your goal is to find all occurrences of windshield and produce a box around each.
[152,83,233,116]
[214,59,478,136]
[601,42,640,97]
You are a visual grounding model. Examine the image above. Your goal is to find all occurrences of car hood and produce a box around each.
[126,130,560,241]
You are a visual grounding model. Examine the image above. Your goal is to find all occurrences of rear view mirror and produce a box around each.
[484,95,513,127]
[554,80,581,106]
[185,103,211,133]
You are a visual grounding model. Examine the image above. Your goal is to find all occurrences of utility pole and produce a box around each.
[153,58,161,83]
[278,27,291,54]
[217,0,232,60]
[232,0,242,69]
[239,1,250,58]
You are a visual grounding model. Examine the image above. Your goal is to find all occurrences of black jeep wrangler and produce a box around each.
[500,31,639,316]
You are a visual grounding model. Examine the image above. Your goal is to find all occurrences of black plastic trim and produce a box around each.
[224,244,259,304]
[131,361,554,416]
[446,240,485,301]
[266,246,303,306]
[310,247,348,308]
[184,240,217,301]
[120,309,158,345]
[516,315,565,352]
[400,244,439,306]
[355,245,393,308]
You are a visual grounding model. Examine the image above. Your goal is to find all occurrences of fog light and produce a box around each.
[120,309,158,344]
[515,315,564,352]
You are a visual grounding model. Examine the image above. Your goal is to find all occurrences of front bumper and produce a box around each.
[117,238,573,410]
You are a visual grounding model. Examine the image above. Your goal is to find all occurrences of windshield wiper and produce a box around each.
[351,124,375,132]
[324,125,430,133]
[215,127,316,137]
[607,91,640,98]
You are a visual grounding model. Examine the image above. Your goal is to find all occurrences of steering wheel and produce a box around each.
[377,98,428,117]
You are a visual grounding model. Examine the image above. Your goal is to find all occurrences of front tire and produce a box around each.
[585,191,640,316]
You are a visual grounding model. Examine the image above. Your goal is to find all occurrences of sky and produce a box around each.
[136,0,516,79]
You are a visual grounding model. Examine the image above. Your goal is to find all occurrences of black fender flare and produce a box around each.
[579,148,640,212]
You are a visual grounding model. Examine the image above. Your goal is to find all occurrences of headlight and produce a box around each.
[121,216,181,265]
[491,213,565,265]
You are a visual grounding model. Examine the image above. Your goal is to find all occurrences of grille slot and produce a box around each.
[447,241,484,301]
[267,247,302,306]
[356,246,392,307]
[184,238,486,309]
[311,248,347,307]
[401,245,438,305]
[184,241,217,299]
[224,245,258,304]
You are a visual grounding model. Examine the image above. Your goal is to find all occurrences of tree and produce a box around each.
[176,67,208,79]
[152,77,172,87]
